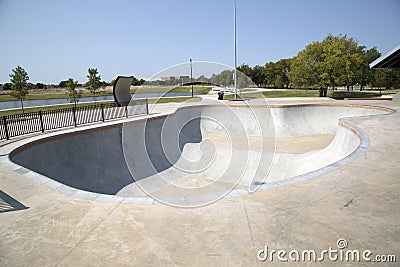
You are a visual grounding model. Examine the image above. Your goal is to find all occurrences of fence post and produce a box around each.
[124,104,128,118]
[72,106,77,127]
[101,103,105,122]
[145,98,149,115]
[2,115,9,140]
[39,110,44,132]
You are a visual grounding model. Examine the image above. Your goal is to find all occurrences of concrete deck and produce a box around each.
[0,98,399,266]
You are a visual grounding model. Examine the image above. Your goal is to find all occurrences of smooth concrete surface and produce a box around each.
[0,98,399,266]
[7,103,390,204]
[393,92,400,102]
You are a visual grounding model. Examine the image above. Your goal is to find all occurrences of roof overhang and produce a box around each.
[370,43,400,70]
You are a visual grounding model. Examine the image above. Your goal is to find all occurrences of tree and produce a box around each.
[274,75,284,88]
[131,75,146,86]
[9,65,29,113]
[357,47,380,91]
[66,78,81,107]
[234,34,399,94]
[275,58,292,88]
[263,62,277,87]
[85,68,102,99]
[372,69,400,91]
[237,64,254,80]
[289,41,323,93]
[100,81,110,88]
[237,64,266,87]
[331,35,363,91]
[252,65,266,87]
[289,34,365,96]
[59,80,69,88]
[196,75,209,83]
[36,82,46,89]
[261,59,293,88]
[210,70,234,87]
[3,83,12,91]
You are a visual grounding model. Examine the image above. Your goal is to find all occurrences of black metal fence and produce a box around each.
[0,99,149,140]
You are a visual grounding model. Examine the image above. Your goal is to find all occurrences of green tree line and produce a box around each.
[238,34,400,96]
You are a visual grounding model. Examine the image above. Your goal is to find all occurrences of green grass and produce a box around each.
[0,102,106,116]
[148,96,201,104]
[0,96,202,116]
[223,89,320,100]
[0,91,114,102]
[0,86,211,102]
[1,86,395,116]
[329,91,383,100]
[224,89,396,100]
[131,86,211,94]
[263,90,320,98]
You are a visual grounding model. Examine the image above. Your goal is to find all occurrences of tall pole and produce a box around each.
[234,0,237,100]
[190,58,193,97]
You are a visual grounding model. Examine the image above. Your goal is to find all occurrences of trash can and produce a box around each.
[218,91,224,100]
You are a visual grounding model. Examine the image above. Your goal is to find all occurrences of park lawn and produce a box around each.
[131,86,211,95]
[329,91,385,99]
[264,89,320,98]
[223,89,320,100]
[224,89,397,100]
[0,102,105,116]
[0,86,210,102]
[0,91,114,102]
[0,97,202,116]
[148,96,201,104]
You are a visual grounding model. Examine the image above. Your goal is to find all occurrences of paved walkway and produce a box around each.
[0,98,399,266]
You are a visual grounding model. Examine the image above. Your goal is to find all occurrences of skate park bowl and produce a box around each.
[9,102,393,207]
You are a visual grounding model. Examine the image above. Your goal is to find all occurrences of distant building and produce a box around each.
[160,76,190,81]
[180,76,190,84]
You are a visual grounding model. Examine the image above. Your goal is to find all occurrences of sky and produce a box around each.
[0,0,399,84]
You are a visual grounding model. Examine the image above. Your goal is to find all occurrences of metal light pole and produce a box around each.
[234,0,238,100]
[190,58,193,97]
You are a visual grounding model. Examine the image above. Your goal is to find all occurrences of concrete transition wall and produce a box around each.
[393,93,400,102]
[10,104,389,196]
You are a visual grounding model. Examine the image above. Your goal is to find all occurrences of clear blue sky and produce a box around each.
[0,0,399,84]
